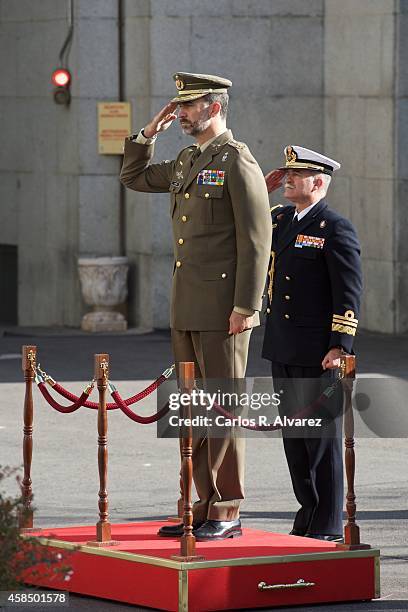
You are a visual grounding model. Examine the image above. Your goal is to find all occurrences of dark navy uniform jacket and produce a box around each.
[262,199,363,367]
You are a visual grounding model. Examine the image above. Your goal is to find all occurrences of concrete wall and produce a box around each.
[123,0,324,328]
[397,0,408,332]
[1,0,406,332]
[324,0,397,333]
[0,0,121,326]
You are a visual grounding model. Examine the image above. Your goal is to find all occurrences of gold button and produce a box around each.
[221,273,227,279]
[179,161,183,165]
[182,215,187,222]
[266,308,271,314]
[285,276,291,281]
[184,193,190,199]
[178,238,184,245]
[176,261,182,268]
[205,193,210,199]
[285,295,290,300]
[284,314,290,319]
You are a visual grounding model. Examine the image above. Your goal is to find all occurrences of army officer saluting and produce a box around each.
[120,73,271,541]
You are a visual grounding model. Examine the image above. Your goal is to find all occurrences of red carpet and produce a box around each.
[29,520,339,559]
[24,521,380,611]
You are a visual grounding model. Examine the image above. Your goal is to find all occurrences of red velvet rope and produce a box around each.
[38,368,339,430]
[111,389,170,424]
[38,383,89,414]
[51,376,166,410]
[209,379,341,431]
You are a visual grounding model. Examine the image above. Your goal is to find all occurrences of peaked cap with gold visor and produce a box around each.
[279,145,341,176]
[171,72,232,103]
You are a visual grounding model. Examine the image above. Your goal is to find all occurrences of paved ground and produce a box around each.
[0,325,407,381]
[0,326,407,611]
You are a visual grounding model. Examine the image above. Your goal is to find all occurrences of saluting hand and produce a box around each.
[144,102,178,138]
[229,311,254,335]
[264,169,286,193]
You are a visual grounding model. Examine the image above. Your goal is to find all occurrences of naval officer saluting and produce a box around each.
[120,72,271,541]
[263,146,363,541]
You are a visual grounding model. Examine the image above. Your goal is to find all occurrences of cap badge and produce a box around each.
[175,77,184,90]
[320,220,327,228]
[286,146,297,163]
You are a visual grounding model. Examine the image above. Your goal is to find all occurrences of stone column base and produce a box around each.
[81,311,127,333]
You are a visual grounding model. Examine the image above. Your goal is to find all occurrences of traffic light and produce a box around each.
[51,68,71,105]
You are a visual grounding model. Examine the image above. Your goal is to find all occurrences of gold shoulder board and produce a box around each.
[228,140,246,151]
[270,204,283,213]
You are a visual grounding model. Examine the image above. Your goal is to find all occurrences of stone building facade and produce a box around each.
[0,0,406,333]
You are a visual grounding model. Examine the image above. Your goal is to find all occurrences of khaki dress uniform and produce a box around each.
[120,80,271,521]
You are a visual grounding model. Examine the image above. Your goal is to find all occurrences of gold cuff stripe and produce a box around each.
[332,317,358,327]
[332,315,358,325]
[332,323,357,336]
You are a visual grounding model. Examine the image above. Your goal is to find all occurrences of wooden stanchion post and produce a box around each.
[20,345,38,531]
[339,354,370,550]
[167,439,185,522]
[87,354,119,547]
[171,362,204,562]
[177,440,185,519]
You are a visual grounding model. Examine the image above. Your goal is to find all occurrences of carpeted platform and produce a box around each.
[29,521,341,558]
[24,521,380,611]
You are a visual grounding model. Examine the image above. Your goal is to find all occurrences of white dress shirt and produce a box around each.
[293,201,319,222]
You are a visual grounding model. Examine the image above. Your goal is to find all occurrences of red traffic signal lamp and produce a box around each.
[51,68,71,105]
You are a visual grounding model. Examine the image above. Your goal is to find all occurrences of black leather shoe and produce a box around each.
[194,519,242,541]
[289,528,306,537]
[157,521,204,538]
[305,533,344,543]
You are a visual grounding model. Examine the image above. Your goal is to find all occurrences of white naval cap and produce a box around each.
[279,145,341,175]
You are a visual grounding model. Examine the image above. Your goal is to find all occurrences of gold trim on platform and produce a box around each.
[375,555,381,598]
[179,548,380,570]
[25,537,182,570]
[23,534,380,572]
[178,570,188,612]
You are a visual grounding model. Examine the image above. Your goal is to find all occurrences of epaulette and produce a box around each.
[272,204,294,225]
[270,204,283,214]
[175,145,198,163]
[178,144,199,156]
[228,140,247,151]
